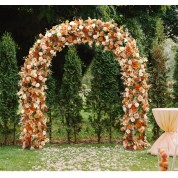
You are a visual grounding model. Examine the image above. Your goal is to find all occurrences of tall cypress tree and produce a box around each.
[0,32,19,145]
[46,75,57,143]
[173,48,178,105]
[60,46,83,144]
[149,18,171,139]
[88,46,123,143]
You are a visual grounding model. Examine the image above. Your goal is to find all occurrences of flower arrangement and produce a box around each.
[158,148,169,171]
[18,18,150,149]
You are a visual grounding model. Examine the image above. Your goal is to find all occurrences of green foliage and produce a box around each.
[60,46,83,143]
[125,18,147,57]
[46,75,58,143]
[173,48,178,105]
[162,5,178,42]
[0,32,19,145]
[87,47,123,143]
[149,18,171,139]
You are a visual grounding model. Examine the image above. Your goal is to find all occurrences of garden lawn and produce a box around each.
[0,144,169,171]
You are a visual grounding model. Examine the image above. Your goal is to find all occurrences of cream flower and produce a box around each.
[135,53,139,58]
[26,65,31,69]
[57,32,62,37]
[36,83,40,88]
[130,117,135,122]
[135,103,139,107]
[79,25,83,30]
[69,21,75,26]
[68,26,72,31]
[126,129,130,134]
[91,24,95,28]
[128,60,132,65]
[47,33,52,38]
[128,104,132,108]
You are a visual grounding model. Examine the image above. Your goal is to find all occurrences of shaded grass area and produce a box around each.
[0,143,168,171]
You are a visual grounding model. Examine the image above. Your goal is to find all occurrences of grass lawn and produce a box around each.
[0,143,170,171]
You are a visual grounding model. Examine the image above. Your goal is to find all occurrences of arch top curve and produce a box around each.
[18,18,150,150]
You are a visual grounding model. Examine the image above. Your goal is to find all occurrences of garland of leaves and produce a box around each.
[18,18,150,150]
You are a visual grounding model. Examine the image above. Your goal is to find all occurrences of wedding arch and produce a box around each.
[18,18,150,150]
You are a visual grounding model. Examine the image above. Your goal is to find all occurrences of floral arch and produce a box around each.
[18,18,150,150]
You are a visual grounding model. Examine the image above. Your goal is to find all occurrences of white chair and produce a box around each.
[171,130,178,171]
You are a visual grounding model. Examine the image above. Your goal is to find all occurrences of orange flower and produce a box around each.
[67,36,73,43]
[135,120,142,128]
[125,45,132,57]
[109,45,113,49]
[98,36,103,42]
[134,84,141,90]
[132,60,140,69]
[34,113,40,119]
[99,31,104,36]
[131,105,137,113]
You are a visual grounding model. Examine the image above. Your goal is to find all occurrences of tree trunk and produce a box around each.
[49,111,52,144]
[97,111,101,144]
[109,112,112,143]
[13,118,16,145]
[67,130,71,144]
[66,113,71,144]
[74,126,77,144]
[4,122,8,145]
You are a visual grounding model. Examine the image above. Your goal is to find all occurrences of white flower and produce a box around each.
[51,31,56,35]
[22,94,27,99]
[23,128,27,134]
[102,41,106,45]
[27,65,31,69]
[57,32,62,37]
[43,131,46,135]
[139,72,143,77]
[117,32,121,37]
[123,106,126,112]
[128,104,132,108]
[68,26,72,31]
[39,52,43,56]
[135,103,139,107]
[79,25,83,30]
[125,92,129,97]
[135,53,139,58]
[133,145,137,150]
[105,36,109,40]
[50,50,56,56]
[130,117,135,122]
[124,38,128,43]
[128,78,132,82]
[39,76,43,80]
[128,60,132,65]
[125,88,129,92]
[143,57,148,62]
[69,21,75,26]
[21,109,24,114]
[36,83,40,88]
[47,33,52,38]
[91,24,95,28]
[39,57,43,61]
[126,129,130,134]
[93,35,98,39]
[120,47,125,51]
[144,114,148,119]
[103,27,108,31]
[37,39,41,44]
[25,104,29,108]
